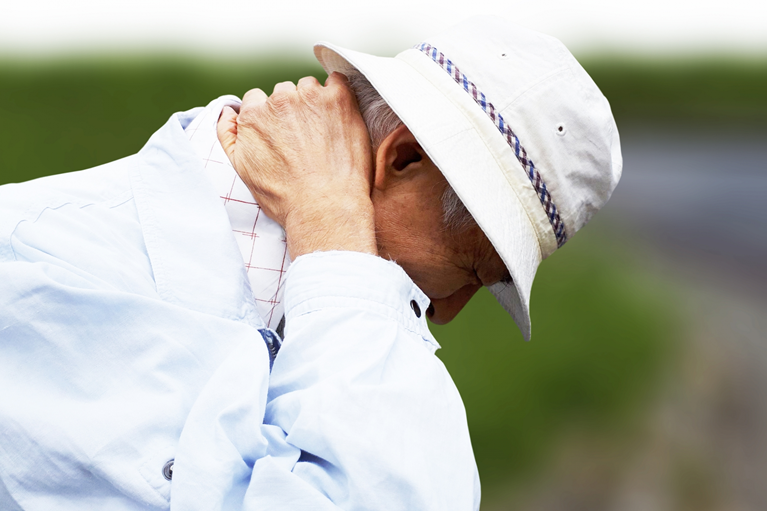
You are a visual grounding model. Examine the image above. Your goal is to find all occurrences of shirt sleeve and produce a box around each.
[246,251,481,511]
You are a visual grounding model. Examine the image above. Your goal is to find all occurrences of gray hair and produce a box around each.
[346,71,476,232]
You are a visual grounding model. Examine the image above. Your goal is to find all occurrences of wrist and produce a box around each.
[284,199,377,258]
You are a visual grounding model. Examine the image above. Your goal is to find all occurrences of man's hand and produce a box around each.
[217,72,377,259]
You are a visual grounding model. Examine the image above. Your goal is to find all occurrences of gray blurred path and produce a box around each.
[603,125,767,294]
[485,125,767,511]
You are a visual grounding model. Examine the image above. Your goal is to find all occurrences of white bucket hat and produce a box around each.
[314,17,622,341]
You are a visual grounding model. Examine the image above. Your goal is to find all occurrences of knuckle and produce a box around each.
[236,109,255,125]
[300,86,320,103]
[269,92,292,110]
[238,102,262,123]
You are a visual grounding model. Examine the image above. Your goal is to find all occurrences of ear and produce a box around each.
[373,125,425,190]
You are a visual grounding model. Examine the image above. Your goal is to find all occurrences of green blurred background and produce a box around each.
[1,54,765,510]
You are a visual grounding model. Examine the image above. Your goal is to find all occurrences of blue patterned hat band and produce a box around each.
[415,42,568,247]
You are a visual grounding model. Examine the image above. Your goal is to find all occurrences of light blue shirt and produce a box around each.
[0,106,480,510]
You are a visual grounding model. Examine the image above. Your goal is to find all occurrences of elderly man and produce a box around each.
[0,18,620,511]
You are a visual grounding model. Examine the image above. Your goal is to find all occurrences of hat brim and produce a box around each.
[315,43,545,341]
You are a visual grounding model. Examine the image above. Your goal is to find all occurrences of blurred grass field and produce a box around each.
[1,54,764,505]
[433,229,678,497]
[1,54,765,185]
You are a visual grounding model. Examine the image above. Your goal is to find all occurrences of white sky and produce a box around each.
[0,0,765,57]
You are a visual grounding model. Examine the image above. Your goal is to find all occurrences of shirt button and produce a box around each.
[163,459,174,481]
[410,300,421,318]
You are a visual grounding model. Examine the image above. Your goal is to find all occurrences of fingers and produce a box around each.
[240,88,269,125]
[324,71,358,110]
[273,81,297,95]
[262,76,347,103]
[325,71,349,87]
[217,105,239,163]
[242,87,268,108]
[297,76,321,90]
[272,75,345,97]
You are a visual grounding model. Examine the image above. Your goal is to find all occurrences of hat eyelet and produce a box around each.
[556,123,567,136]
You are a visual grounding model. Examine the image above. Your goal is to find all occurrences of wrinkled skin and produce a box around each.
[218,73,376,259]
[218,74,509,324]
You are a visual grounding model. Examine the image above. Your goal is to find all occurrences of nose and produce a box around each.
[426,283,482,325]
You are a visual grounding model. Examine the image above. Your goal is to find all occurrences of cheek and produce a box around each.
[374,193,425,232]
[372,186,469,298]
[374,228,463,298]
[399,257,472,301]
[373,197,430,257]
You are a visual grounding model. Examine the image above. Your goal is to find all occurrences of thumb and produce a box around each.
[217,105,238,165]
